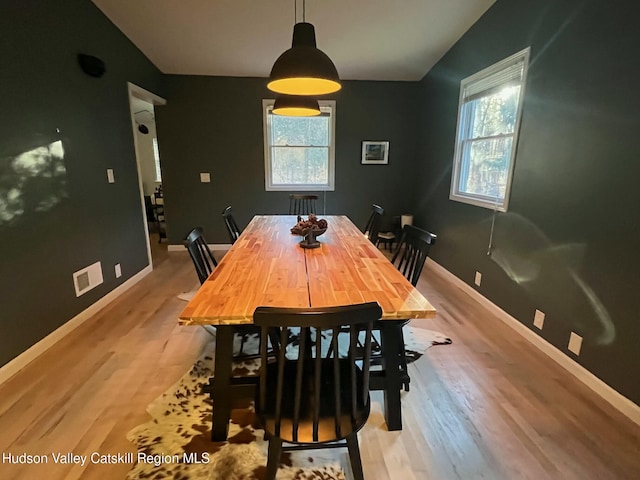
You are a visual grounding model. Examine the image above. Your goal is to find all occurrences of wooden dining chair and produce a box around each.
[289,194,318,215]
[222,206,242,244]
[363,204,384,245]
[254,302,382,480]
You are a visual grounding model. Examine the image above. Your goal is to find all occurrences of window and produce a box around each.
[263,99,335,191]
[450,48,530,211]
[152,137,162,182]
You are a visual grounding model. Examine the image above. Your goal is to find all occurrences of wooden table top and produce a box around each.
[179,215,436,326]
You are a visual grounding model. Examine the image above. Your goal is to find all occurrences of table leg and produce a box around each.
[378,321,403,431]
[211,325,234,441]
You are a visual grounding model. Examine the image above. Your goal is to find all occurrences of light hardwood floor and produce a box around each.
[0,243,638,479]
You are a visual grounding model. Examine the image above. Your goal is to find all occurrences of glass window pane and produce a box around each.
[271,116,329,146]
[469,85,520,138]
[271,147,329,185]
[459,137,513,199]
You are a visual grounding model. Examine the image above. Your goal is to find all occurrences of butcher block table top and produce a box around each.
[179,215,436,325]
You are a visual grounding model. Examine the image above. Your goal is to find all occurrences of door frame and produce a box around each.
[127,82,166,269]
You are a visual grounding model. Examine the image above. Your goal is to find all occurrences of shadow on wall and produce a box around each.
[0,139,67,226]
[449,212,615,346]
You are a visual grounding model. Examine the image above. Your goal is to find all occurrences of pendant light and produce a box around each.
[273,94,321,116]
[268,0,341,96]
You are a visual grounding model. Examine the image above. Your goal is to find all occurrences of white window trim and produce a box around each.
[450,47,530,212]
[263,99,336,191]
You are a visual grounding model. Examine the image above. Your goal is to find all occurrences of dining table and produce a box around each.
[179,214,436,441]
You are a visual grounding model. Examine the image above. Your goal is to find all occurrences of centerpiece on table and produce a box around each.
[291,214,328,249]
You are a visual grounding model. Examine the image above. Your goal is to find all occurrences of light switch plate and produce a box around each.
[200,172,211,183]
[533,309,545,329]
[474,271,482,286]
[115,263,122,278]
[107,169,115,183]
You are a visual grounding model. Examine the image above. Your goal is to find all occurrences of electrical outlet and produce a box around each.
[568,332,583,356]
[474,271,482,286]
[107,168,115,183]
[533,309,545,329]
[200,172,211,183]
[115,263,122,278]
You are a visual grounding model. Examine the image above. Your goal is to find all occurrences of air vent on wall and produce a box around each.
[73,261,104,297]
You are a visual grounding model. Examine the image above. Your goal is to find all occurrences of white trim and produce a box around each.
[426,258,640,426]
[0,265,152,385]
[167,243,232,252]
[127,82,167,271]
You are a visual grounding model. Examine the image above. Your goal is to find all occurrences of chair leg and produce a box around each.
[265,437,282,480]
[399,327,410,392]
[346,433,365,480]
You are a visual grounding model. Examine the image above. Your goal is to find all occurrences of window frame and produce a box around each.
[262,99,336,192]
[450,47,530,212]
[152,137,162,182]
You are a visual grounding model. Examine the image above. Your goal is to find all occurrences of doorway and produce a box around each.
[127,83,166,268]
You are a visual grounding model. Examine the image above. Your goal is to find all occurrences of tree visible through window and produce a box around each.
[263,100,335,191]
[450,48,530,211]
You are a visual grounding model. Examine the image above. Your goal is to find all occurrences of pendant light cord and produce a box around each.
[294,0,306,23]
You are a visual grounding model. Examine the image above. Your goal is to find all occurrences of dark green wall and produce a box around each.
[156,76,420,244]
[0,0,164,366]
[416,0,640,404]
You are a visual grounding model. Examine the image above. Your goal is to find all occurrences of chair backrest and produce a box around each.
[363,204,384,245]
[222,206,242,244]
[289,194,318,215]
[254,302,382,443]
[390,224,437,287]
[185,227,218,284]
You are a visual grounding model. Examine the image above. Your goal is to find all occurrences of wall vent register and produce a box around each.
[73,261,104,297]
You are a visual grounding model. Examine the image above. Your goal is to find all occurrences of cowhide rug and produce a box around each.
[126,327,451,480]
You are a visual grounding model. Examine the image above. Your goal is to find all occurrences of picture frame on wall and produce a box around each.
[361,141,390,164]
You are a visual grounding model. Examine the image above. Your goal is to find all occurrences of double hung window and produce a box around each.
[450,48,530,211]
[263,99,335,191]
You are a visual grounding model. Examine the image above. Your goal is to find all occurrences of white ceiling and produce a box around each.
[93,0,495,82]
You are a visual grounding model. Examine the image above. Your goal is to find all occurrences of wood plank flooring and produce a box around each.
[0,243,638,479]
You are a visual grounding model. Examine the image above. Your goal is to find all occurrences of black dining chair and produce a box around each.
[185,227,217,283]
[363,204,384,245]
[254,302,382,480]
[383,224,437,391]
[289,194,318,215]
[184,227,258,357]
[222,206,242,244]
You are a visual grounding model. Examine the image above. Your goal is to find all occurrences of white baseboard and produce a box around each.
[0,265,153,385]
[167,243,231,252]
[426,258,640,426]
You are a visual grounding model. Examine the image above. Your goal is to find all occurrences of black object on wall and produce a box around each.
[77,53,106,77]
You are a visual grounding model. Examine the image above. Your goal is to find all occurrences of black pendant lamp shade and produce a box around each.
[268,22,341,96]
[273,94,321,116]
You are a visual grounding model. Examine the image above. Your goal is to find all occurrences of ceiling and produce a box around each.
[93,0,496,82]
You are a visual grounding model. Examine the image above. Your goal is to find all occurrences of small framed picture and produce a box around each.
[361,141,389,164]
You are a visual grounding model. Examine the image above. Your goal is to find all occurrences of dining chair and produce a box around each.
[222,206,242,244]
[254,302,382,480]
[184,227,258,357]
[185,227,217,283]
[363,204,384,245]
[289,194,318,215]
[383,224,437,391]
